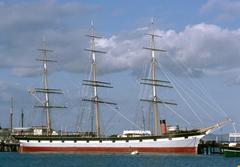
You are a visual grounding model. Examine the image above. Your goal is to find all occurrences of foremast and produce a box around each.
[141,20,176,135]
[82,22,116,137]
[32,38,66,134]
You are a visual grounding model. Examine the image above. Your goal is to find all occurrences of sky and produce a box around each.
[0,0,240,134]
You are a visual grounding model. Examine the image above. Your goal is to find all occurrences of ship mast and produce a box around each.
[42,39,51,131]
[32,38,66,134]
[82,21,116,137]
[141,20,176,135]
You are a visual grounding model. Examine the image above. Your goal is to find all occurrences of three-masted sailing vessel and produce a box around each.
[14,22,227,154]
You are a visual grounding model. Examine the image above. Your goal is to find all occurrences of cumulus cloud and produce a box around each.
[94,23,240,84]
[161,24,240,75]
[0,1,240,85]
[1,0,240,131]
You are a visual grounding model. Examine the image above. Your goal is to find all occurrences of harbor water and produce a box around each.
[0,153,239,167]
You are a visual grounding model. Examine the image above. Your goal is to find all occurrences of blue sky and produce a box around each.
[0,0,240,134]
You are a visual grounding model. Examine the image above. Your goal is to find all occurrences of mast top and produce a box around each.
[38,36,54,52]
[86,21,103,40]
[144,20,167,56]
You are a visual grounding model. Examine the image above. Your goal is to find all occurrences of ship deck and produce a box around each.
[13,129,204,141]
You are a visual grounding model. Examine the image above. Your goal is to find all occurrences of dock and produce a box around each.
[0,141,19,152]
[0,128,19,152]
[198,140,227,155]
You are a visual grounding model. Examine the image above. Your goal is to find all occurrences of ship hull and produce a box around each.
[18,134,204,154]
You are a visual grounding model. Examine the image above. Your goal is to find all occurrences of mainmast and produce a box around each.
[32,38,66,134]
[82,21,116,137]
[141,20,176,135]
[41,39,51,132]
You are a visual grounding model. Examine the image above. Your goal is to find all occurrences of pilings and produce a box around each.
[0,128,19,152]
[0,141,19,152]
[198,140,226,155]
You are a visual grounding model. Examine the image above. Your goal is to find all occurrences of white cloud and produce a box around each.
[92,23,240,84]
[0,1,240,85]
[0,1,239,131]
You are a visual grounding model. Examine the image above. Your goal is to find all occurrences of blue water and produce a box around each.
[0,153,239,167]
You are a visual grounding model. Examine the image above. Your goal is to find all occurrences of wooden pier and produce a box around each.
[198,140,227,155]
[0,128,19,152]
[0,141,19,152]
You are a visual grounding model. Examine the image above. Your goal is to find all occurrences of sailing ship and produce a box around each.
[14,21,227,154]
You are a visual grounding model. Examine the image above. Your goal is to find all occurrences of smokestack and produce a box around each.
[160,120,167,135]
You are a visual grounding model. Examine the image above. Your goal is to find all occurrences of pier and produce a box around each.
[198,140,227,155]
[0,128,19,152]
[0,142,19,152]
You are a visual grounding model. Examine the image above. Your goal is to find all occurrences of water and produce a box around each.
[0,153,239,167]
